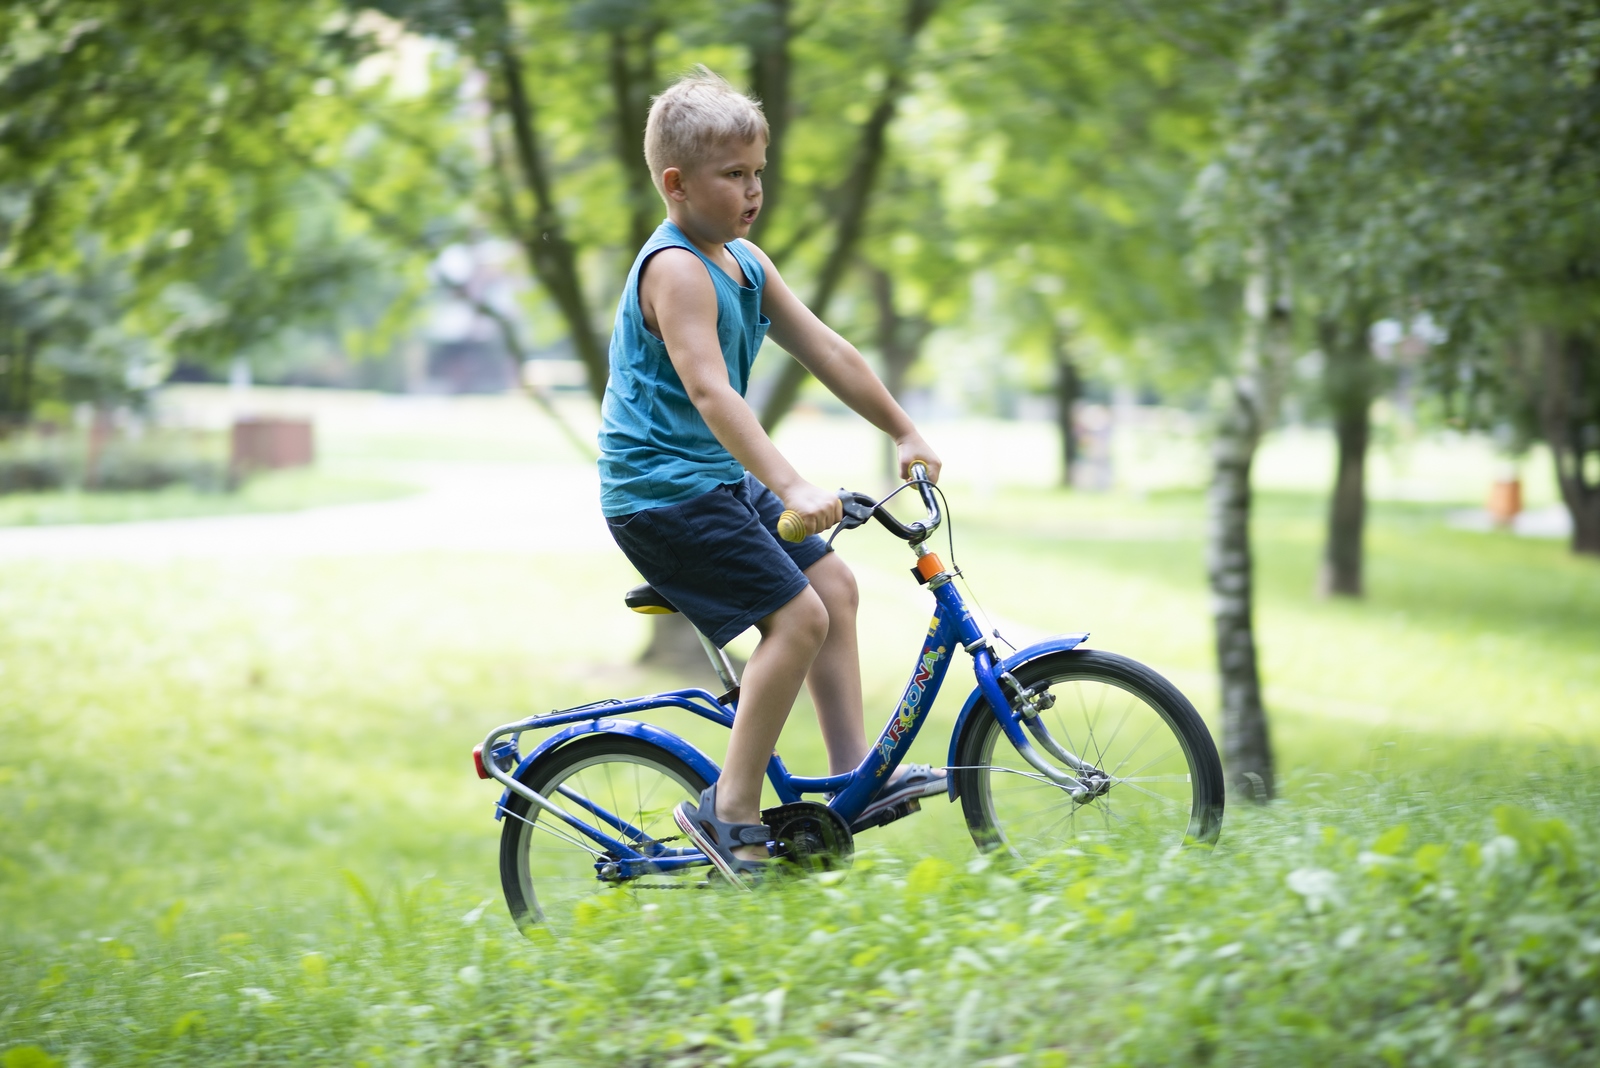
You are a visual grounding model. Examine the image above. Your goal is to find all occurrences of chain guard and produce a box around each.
[761,801,854,872]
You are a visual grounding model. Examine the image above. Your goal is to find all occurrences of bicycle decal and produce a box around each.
[478,462,1224,929]
[876,642,947,769]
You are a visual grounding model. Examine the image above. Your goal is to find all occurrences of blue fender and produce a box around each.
[945,633,1090,798]
[494,718,722,820]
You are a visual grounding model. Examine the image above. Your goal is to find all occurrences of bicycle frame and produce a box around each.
[479,545,1094,881]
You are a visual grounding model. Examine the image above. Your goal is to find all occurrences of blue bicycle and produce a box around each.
[475,465,1225,928]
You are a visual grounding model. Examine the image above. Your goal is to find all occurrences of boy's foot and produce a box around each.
[674,783,774,891]
[857,764,948,826]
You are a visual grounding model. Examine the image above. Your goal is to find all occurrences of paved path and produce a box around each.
[0,463,615,561]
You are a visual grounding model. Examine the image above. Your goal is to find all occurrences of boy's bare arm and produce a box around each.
[642,249,843,533]
[744,244,942,482]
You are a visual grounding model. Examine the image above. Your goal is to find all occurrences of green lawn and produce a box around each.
[2,441,1598,1064]
[0,467,417,527]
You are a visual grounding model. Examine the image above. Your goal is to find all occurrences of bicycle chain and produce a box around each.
[601,836,717,890]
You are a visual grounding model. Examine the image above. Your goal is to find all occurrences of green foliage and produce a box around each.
[0,1,440,418]
[1,447,1598,1064]
[1193,0,1600,425]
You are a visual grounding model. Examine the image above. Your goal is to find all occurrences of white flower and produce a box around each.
[1286,867,1342,912]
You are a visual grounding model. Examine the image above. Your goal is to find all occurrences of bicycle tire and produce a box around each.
[952,648,1224,858]
[499,733,710,931]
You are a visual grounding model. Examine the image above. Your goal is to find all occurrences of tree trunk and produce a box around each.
[0,330,37,429]
[867,263,929,480]
[1318,314,1375,597]
[1207,260,1289,803]
[1051,321,1081,487]
[1534,328,1600,556]
[488,10,609,401]
[1208,382,1273,802]
[757,0,939,431]
[608,23,662,252]
[745,0,792,248]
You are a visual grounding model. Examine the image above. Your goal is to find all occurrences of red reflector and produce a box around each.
[472,743,489,779]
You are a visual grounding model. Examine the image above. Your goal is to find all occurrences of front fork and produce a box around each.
[973,651,1110,801]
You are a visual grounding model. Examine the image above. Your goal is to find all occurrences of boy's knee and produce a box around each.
[809,556,859,615]
[783,587,830,650]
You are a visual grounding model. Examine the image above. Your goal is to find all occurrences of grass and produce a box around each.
[0,467,417,527]
[3,400,1599,1065]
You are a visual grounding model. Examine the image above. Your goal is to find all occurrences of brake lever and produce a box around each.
[825,490,879,547]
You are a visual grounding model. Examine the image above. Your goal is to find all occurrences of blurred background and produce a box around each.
[2,1,1598,1063]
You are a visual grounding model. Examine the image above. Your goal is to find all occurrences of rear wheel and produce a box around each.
[953,649,1224,858]
[498,734,709,931]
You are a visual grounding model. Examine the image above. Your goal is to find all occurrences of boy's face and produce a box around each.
[665,137,766,241]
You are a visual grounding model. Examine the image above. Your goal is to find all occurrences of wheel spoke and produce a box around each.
[968,657,1221,860]
[502,741,709,931]
[1111,719,1164,777]
[1116,743,1182,783]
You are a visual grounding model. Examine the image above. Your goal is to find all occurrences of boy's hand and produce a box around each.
[779,479,844,537]
[895,434,942,484]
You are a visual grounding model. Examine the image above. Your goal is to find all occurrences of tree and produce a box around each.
[1206,247,1291,800]
[1202,0,1600,560]
[0,1,424,422]
[754,0,942,430]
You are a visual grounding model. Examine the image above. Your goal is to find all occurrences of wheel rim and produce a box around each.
[974,672,1204,858]
[512,747,705,927]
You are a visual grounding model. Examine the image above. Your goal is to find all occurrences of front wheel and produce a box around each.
[953,648,1224,859]
[498,734,710,931]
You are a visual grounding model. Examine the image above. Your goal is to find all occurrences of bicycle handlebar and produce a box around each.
[776,460,941,545]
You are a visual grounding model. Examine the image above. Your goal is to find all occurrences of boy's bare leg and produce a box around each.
[803,553,870,774]
[717,586,829,860]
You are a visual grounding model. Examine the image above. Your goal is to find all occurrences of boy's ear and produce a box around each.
[661,166,689,202]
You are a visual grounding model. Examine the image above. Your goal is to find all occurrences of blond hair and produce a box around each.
[644,67,768,198]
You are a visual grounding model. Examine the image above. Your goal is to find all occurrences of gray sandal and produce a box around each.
[674,783,773,890]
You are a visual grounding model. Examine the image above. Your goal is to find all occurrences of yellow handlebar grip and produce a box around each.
[777,509,807,543]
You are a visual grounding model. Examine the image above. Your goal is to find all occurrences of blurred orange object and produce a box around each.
[1487,478,1522,529]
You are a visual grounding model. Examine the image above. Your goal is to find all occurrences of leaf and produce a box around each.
[905,856,953,897]
[850,945,884,969]
[0,1050,59,1068]
[1370,825,1409,856]
[156,899,186,939]
[170,1010,206,1038]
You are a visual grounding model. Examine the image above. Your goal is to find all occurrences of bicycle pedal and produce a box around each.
[851,798,920,833]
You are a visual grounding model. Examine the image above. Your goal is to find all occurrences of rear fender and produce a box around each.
[494,718,721,820]
[945,634,1090,799]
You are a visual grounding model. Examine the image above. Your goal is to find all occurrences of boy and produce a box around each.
[599,68,944,886]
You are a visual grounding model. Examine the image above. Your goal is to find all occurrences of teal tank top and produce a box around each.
[598,219,770,516]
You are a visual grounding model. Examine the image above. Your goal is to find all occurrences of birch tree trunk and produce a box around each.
[1207,259,1289,802]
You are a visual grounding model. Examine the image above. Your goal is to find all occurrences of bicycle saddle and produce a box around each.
[624,583,678,614]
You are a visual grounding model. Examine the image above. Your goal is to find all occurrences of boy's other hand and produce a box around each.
[896,435,942,484]
[779,480,844,537]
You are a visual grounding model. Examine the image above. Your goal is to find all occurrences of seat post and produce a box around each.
[694,629,740,695]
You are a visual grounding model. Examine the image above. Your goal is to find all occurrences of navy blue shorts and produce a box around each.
[606,474,831,648]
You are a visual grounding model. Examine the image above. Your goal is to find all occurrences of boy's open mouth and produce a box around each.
[741,207,760,222]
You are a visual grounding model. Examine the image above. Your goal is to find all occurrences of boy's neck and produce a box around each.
[666,209,731,261]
